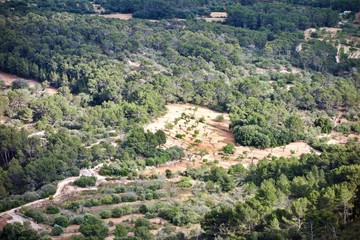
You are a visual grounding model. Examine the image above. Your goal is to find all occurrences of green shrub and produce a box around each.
[100,210,111,219]
[51,225,64,236]
[46,205,60,214]
[114,224,128,237]
[24,209,46,223]
[74,176,96,188]
[175,134,185,139]
[135,218,152,229]
[351,123,360,133]
[111,207,123,218]
[11,79,29,89]
[165,169,174,178]
[112,195,121,204]
[79,214,109,239]
[54,215,69,228]
[336,122,351,134]
[115,186,126,193]
[314,117,333,134]
[121,193,138,202]
[215,115,225,122]
[100,195,113,205]
[222,143,235,154]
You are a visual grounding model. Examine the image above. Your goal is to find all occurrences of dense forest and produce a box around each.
[0,0,359,239]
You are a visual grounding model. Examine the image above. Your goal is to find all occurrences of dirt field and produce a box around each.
[0,71,57,95]
[343,45,360,59]
[304,27,341,40]
[210,12,227,18]
[99,13,133,20]
[202,11,227,22]
[143,103,316,173]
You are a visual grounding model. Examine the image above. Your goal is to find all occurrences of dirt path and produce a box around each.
[336,43,342,63]
[0,163,105,230]
[98,13,133,20]
[0,71,58,95]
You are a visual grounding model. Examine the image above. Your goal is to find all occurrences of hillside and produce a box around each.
[0,0,359,239]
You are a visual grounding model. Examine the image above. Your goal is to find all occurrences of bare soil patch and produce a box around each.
[203,17,226,22]
[210,12,227,18]
[144,104,316,173]
[99,13,133,20]
[0,71,57,95]
[304,27,341,40]
[343,45,360,59]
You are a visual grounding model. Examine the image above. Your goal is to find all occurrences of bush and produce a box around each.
[336,122,351,134]
[84,198,100,207]
[115,186,126,193]
[135,218,152,229]
[37,184,56,198]
[23,208,46,223]
[215,115,225,122]
[100,195,113,205]
[121,193,138,202]
[100,210,111,219]
[46,205,60,214]
[114,224,128,238]
[134,226,154,240]
[165,169,174,178]
[112,195,121,204]
[74,176,96,188]
[22,191,40,202]
[111,207,124,218]
[351,123,360,133]
[79,214,109,239]
[175,134,185,139]
[11,79,29,89]
[71,215,84,225]
[54,215,70,228]
[222,143,235,154]
[310,32,319,38]
[51,225,64,236]
[314,117,333,134]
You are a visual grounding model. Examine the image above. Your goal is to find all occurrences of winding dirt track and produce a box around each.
[0,164,105,230]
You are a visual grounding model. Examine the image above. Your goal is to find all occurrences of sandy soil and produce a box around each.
[0,71,57,95]
[319,131,360,145]
[99,13,133,20]
[210,12,227,18]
